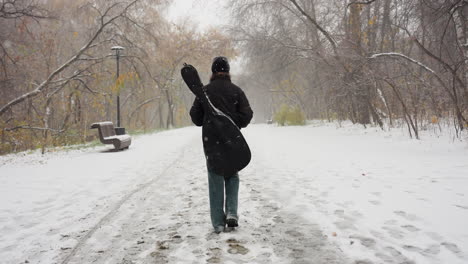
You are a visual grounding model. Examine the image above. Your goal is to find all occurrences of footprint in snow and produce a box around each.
[288,247,306,259]
[442,242,464,257]
[404,244,441,257]
[206,247,223,263]
[385,246,412,260]
[119,257,137,264]
[370,230,385,240]
[285,229,304,238]
[401,225,420,232]
[334,209,345,217]
[423,244,441,255]
[354,260,374,264]
[382,226,405,239]
[394,210,420,221]
[273,215,284,224]
[402,244,423,252]
[149,241,170,263]
[227,244,249,255]
[375,246,414,264]
[264,204,280,212]
[226,238,249,255]
[170,234,183,244]
[349,235,376,248]
[334,210,355,223]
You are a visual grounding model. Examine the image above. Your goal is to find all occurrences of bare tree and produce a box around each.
[228,0,467,136]
[0,0,51,20]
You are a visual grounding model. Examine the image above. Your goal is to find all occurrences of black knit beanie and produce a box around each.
[211,56,230,73]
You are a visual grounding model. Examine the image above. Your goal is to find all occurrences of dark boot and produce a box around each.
[226,218,238,227]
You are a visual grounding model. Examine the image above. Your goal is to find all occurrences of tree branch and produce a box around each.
[4,125,64,133]
[0,0,139,116]
[288,0,338,55]
[347,0,377,9]
[128,96,160,120]
[0,0,52,20]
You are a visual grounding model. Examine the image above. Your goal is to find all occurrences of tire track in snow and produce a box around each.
[59,140,192,264]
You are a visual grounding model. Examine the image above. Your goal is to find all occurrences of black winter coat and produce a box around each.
[189,75,253,175]
[190,75,253,129]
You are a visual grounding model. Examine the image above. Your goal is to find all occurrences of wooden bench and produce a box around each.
[90,121,131,150]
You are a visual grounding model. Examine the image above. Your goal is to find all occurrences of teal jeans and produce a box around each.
[207,170,239,229]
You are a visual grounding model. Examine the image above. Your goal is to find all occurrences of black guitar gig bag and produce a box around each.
[181,63,251,177]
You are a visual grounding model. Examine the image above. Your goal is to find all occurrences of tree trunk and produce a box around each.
[379,0,391,52]
[158,101,164,128]
[41,102,52,154]
[453,5,468,112]
[348,1,371,124]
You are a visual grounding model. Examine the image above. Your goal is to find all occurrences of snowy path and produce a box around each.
[55,136,343,264]
[1,123,467,264]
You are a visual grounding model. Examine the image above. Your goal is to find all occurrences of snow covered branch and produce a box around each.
[369,52,435,74]
[370,52,467,128]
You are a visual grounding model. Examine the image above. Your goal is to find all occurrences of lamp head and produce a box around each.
[111,46,125,51]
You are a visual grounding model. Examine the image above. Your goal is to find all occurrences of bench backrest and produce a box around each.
[100,123,116,138]
[91,122,116,138]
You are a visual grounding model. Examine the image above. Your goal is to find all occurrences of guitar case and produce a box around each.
[181,63,251,177]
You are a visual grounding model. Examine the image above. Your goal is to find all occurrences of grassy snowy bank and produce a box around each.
[0,128,170,167]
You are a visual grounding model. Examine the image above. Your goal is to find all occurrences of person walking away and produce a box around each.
[189,56,253,233]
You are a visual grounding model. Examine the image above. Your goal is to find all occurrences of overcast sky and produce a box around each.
[166,0,231,32]
[165,0,244,74]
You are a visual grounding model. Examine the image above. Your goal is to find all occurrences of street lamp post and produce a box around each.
[111,46,125,135]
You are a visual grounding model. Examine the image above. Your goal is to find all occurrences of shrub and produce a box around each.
[273,104,306,126]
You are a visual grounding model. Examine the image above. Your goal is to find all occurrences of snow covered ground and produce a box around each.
[0,122,467,264]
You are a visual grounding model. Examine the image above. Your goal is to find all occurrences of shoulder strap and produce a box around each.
[202,87,238,128]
